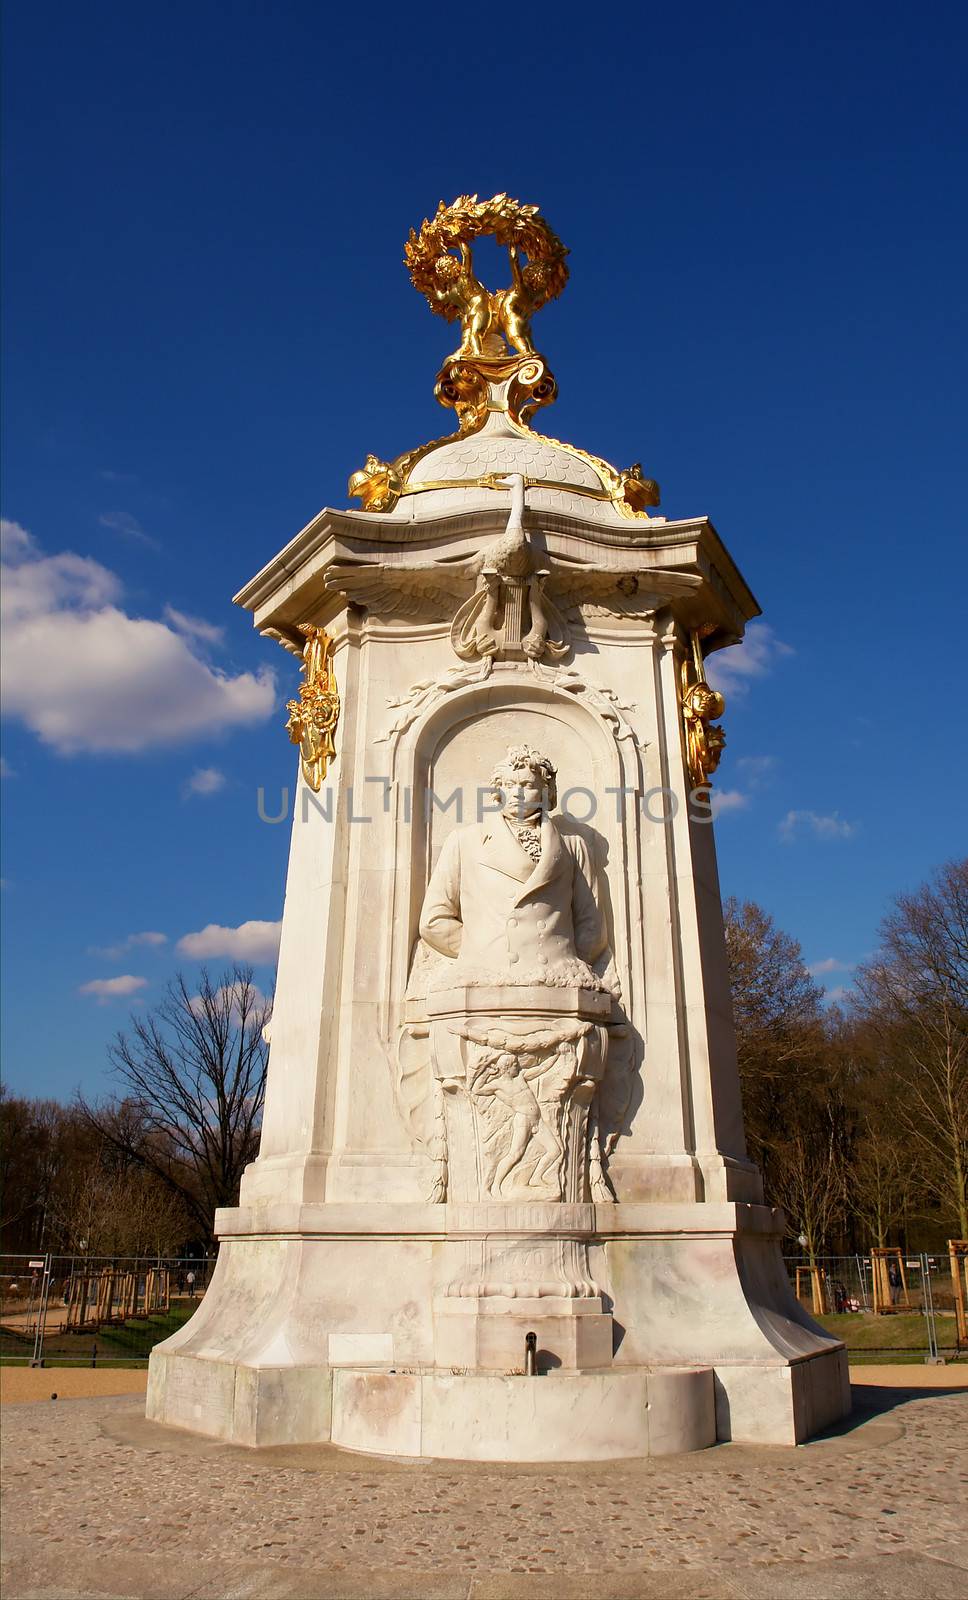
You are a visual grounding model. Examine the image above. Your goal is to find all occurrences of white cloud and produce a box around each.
[807,956,852,977]
[1,520,35,560]
[98,511,159,551]
[183,765,226,798]
[0,756,15,779]
[78,975,149,1002]
[824,986,848,1005]
[0,521,275,754]
[710,788,749,816]
[779,810,856,842]
[89,931,167,960]
[163,605,225,646]
[706,623,794,695]
[2,523,122,621]
[176,919,282,963]
[736,755,776,781]
[189,980,269,1021]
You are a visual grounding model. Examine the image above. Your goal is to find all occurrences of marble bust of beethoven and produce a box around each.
[419,744,611,988]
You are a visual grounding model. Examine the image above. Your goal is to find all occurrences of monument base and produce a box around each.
[331,1367,714,1460]
[434,1296,614,1371]
[146,1199,851,1454]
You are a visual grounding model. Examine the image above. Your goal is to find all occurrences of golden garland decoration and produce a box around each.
[404,193,569,320]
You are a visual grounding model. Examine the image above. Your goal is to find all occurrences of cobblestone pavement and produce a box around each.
[2,1385,967,1600]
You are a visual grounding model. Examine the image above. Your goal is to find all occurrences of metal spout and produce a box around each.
[524,1331,537,1377]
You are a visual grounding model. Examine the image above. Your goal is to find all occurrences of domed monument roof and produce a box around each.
[410,415,605,493]
[346,194,660,526]
[235,193,758,669]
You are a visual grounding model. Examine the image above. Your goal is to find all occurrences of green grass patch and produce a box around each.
[2,1303,198,1366]
[814,1309,962,1359]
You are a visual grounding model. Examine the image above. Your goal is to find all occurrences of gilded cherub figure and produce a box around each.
[430,242,495,358]
[494,244,551,356]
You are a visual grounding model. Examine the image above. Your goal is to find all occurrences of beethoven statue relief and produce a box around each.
[419,745,612,990]
[415,746,619,1207]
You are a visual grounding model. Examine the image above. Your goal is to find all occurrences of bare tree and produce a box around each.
[80,966,271,1239]
[0,1095,85,1252]
[48,1161,192,1257]
[723,898,828,1189]
[770,1100,848,1265]
[849,1110,919,1248]
[853,860,968,1237]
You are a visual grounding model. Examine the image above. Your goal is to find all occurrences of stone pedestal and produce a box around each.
[147,284,851,1457]
[147,1199,849,1453]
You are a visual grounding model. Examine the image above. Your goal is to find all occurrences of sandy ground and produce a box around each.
[852,1362,968,1387]
[2,1362,966,1404]
[0,1366,150,1402]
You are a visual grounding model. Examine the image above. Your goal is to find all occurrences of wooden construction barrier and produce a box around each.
[795,1264,828,1316]
[145,1268,170,1315]
[95,1268,114,1324]
[871,1246,914,1313]
[117,1271,136,1320]
[65,1272,92,1331]
[60,1265,170,1331]
[951,1241,968,1348]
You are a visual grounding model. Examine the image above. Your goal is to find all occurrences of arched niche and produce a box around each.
[381,671,644,1036]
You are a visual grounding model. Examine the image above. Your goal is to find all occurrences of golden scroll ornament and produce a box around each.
[285,625,340,791]
[681,629,726,787]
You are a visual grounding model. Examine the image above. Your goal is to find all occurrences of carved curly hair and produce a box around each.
[489,744,558,810]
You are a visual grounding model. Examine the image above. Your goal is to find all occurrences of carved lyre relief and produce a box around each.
[450,475,570,664]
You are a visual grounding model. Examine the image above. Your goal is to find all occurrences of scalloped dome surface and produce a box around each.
[408,417,604,492]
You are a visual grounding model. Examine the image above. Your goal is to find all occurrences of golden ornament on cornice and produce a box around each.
[347,454,403,513]
[285,625,340,791]
[681,629,726,787]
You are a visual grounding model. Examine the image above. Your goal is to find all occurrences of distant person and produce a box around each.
[887,1258,902,1306]
[186,1270,196,1299]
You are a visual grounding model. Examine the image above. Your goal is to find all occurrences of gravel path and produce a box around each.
[2,1384,967,1599]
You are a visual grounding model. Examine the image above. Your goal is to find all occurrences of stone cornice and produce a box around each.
[234,505,761,651]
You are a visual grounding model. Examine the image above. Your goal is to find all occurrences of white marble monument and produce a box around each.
[147,194,850,1457]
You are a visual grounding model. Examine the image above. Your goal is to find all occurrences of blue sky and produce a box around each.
[2,2,966,1100]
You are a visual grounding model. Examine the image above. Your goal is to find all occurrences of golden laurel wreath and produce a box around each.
[404,193,569,320]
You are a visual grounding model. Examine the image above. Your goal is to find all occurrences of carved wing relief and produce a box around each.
[549,566,703,620]
[324,560,477,622]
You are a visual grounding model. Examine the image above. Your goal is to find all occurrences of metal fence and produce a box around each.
[0,1253,215,1366]
[783,1251,968,1364]
[4,1247,966,1368]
